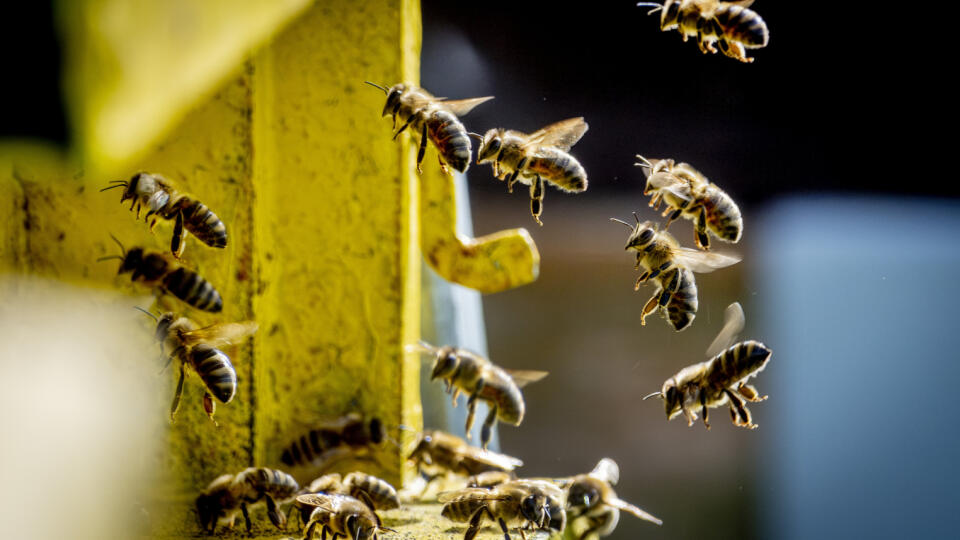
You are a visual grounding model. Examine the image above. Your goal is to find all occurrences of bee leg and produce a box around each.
[518,527,527,540]
[700,391,711,430]
[304,518,319,540]
[658,269,680,307]
[680,402,696,427]
[465,397,478,439]
[465,506,495,540]
[171,210,187,259]
[530,175,544,226]
[265,494,286,530]
[695,206,710,250]
[664,208,683,229]
[506,157,528,193]
[634,271,650,290]
[240,502,253,535]
[738,383,767,402]
[451,387,461,406]
[724,389,756,429]
[438,154,449,175]
[480,404,498,450]
[640,291,661,325]
[169,363,185,422]
[417,124,428,174]
[392,119,412,140]
[203,392,219,426]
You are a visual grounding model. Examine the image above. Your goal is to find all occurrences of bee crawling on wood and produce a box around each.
[475,117,589,225]
[100,172,227,258]
[440,479,566,540]
[645,302,772,429]
[408,342,548,450]
[99,236,223,312]
[366,81,492,174]
[138,308,257,424]
[291,472,399,528]
[612,213,739,330]
[195,467,299,535]
[637,0,769,63]
[561,458,662,539]
[635,155,743,250]
[297,492,396,540]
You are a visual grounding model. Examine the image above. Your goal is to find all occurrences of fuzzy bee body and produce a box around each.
[476,117,589,225]
[663,267,699,331]
[343,472,400,510]
[368,82,492,174]
[563,459,662,539]
[408,430,524,491]
[102,172,227,257]
[638,156,742,250]
[196,467,299,534]
[640,0,769,62]
[412,343,547,450]
[440,479,566,540]
[114,247,222,312]
[298,493,390,540]
[280,414,384,468]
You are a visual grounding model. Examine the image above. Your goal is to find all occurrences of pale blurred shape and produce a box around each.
[0,277,163,540]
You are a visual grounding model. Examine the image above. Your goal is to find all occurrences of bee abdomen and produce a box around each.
[441,498,483,522]
[280,428,341,467]
[163,267,222,312]
[703,186,743,243]
[179,199,228,248]
[714,340,772,382]
[430,111,472,173]
[664,269,698,331]
[346,473,400,509]
[529,150,588,192]
[191,345,237,403]
[245,467,300,498]
[713,5,768,48]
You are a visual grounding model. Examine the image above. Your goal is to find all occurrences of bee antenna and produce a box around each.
[634,155,652,169]
[108,233,126,256]
[133,306,158,322]
[468,132,484,141]
[99,183,127,192]
[632,212,641,224]
[636,2,663,15]
[96,255,123,263]
[364,81,388,94]
[378,527,397,533]
[406,340,438,356]
[642,391,664,401]
[609,218,634,230]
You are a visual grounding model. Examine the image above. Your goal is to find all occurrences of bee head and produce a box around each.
[660,0,681,29]
[345,515,378,540]
[476,129,504,164]
[382,83,407,117]
[430,347,460,380]
[368,417,385,444]
[195,492,224,533]
[520,494,549,528]
[662,383,682,419]
[154,312,175,341]
[566,478,601,516]
[116,247,144,275]
[625,220,657,251]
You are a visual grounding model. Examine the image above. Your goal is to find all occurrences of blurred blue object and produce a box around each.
[753,196,960,539]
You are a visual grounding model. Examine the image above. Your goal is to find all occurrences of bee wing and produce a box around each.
[590,458,620,485]
[180,321,259,348]
[438,489,509,504]
[647,173,693,202]
[606,497,663,526]
[466,448,524,471]
[505,369,549,388]
[673,248,740,274]
[730,0,756,7]
[705,302,746,358]
[521,117,589,152]
[438,96,494,117]
[296,493,335,509]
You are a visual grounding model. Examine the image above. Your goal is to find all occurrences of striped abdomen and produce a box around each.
[707,340,772,386]
[177,198,228,248]
[441,493,495,523]
[712,4,768,48]
[281,427,343,467]
[527,148,588,192]
[344,472,400,510]
[241,467,300,501]
[479,378,525,425]
[664,268,698,331]
[428,110,472,173]
[701,184,742,243]
[189,344,236,403]
[163,267,222,312]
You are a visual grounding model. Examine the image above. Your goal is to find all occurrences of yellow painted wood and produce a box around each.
[58,0,310,176]
[419,166,541,294]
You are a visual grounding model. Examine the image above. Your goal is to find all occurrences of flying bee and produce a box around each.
[408,430,524,489]
[140,309,257,424]
[99,236,223,312]
[561,458,661,539]
[100,172,227,258]
[475,117,589,226]
[280,413,385,469]
[635,155,743,250]
[366,82,492,174]
[440,479,566,540]
[408,342,548,450]
[645,302,772,429]
[637,1,769,62]
[611,214,739,331]
[195,467,300,535]
[297,492,395,540]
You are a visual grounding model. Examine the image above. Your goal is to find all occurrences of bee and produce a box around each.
[611,214,739,330]
[408,342,548,450]
[292,472,399,527]
[100,172,227,258]
[365,82,492,174]
[297,492,395,540]
[637,1,769,63]
[195,467,300,535]
[440,479,566,540]
[645,302,772,429]
[562,458,662,539]
[141,309,257,424]
[475,117,589,226]
[99,236,223,312]
[408,430,524,487]
[280,413,385,468]
[636,155,743,250]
